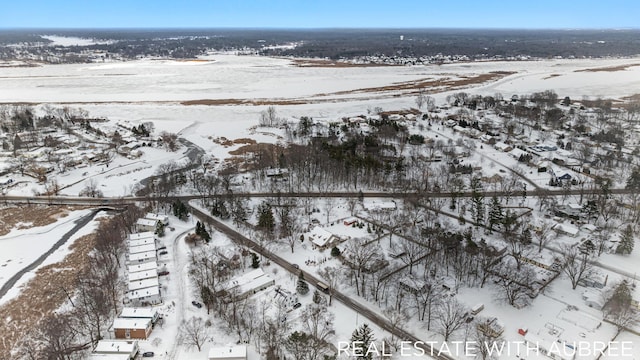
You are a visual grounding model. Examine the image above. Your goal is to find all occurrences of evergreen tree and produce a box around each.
[257,202,275,233]
[616,225,635,255]
[488,196,504,231]
[251,252,260,269]
[313,289,324,304]
[173,200,189,220]
[350,323,376,360]
[331,246,341,257]
[297,272,309,295]
[195,221,211,243]
[155,222,165,237]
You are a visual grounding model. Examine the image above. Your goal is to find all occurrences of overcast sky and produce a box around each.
[1,0,638,29]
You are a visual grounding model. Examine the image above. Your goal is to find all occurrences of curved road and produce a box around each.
[0,208,103,301]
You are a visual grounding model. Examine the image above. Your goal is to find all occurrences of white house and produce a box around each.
[552,223,579,237]
[135,218,158,232]
[129,244,156,255]
[128,232,155,241]
[208,345,247,360]
[128,269,158,282]
[223,268,274,300]
[363,200,397,211]
[129,238,155,247]
[307,226,340,250]
[92,340,139,359]
[128,251,157,265]
[128,277,159,292]
[145,213,169,225]
[128,261,157,274]
[88,354,131,360]
[127,286,161,306]
[120,307,160,324]
[113,318,153,340]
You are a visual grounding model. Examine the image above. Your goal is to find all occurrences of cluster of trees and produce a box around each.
[186,246,335,359]
[15,206,146,359]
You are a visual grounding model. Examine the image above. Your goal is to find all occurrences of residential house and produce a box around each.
[135,218,158,232]
[307,226,340,250]
[92,340,139,360]
[221,268,275,301]
[208,346,247,360]
[120,307,160,324]
[113,318,153,340]
[127,286,161,306]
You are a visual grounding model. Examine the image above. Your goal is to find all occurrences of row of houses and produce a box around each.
[125,229,163,306]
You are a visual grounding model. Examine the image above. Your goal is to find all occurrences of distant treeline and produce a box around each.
[1,28,640,61]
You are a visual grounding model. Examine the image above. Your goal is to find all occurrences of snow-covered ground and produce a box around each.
[0,208,96,305]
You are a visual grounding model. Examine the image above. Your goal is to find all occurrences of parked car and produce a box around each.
[157,246,167,251]
[292,264,299,269]
[293,302,302,309]
[142,352,154,357]
[158,250,168,256]
[158,270,170,276]
[192,301,202,308]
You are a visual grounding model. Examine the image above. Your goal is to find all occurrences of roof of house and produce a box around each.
[224,268,274,297]
[120,307,158,319]
[553,223,579,236]
[88,354,131,360]
[128,277,159,291]
[127,286,160,300]
[112,317,151,330]
[128,269,158,282]
[145,213,168,221]
[136,218,157,227]
[93,340,138,354]
[208,345,247,359]
[128,232,155,240]
[129,251,157,262]
[127,261,157,273]
[129,238,155,247]
[129,243,157,254]
[308,226,336,248]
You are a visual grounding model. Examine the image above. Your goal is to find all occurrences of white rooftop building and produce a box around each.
[128,251,157,264]
[129,238,155,247]
[92,340,139,358]
[128,232,155,241]
[307,226,339,249]
[128,261,157,273]
[128,277,159,292]
[129,243,157,255]
[208,345,247,360]
[128,269,158,282]
[223,268,274,300]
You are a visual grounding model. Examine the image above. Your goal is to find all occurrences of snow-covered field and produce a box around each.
[2,54,640,359]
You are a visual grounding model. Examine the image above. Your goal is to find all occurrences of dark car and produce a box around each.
[158,270,170,276]
[157,246,167,251]
[158,250,168,255]
[293,302,302,309]
[292,264,299,269]
[192,301,202,308]
[142,352,154,357]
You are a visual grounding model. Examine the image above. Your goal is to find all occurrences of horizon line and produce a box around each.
[0,26,639,32]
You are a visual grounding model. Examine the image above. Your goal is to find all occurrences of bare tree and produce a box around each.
[300,303,335,360]
[534,220,554,253]
[495,263,536,307]
[318,266,342,306]
[433,299,468,341]
[560,244,594,290]
[179,317,209,352]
